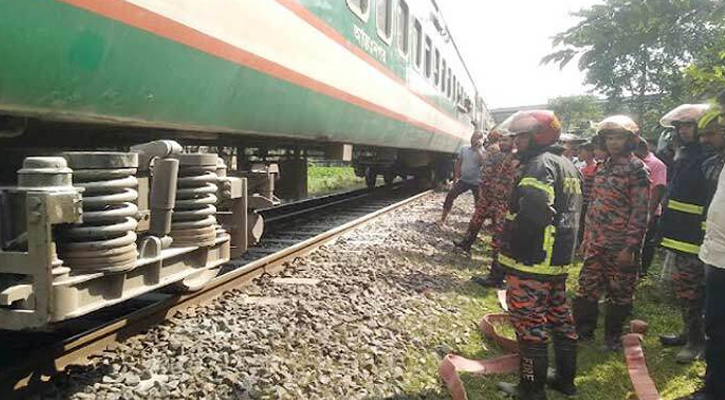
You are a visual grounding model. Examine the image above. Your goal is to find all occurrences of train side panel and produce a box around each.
[0,0,473,152]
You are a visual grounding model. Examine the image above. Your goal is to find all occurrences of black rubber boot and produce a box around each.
[600,304,632,352]
[660,307,688,347]
[676,309,705,364]
[471,275,504,288]
[547,335,578,397]
[472,260,505,288]
[497,342,548,399]
[674,390,709,400]
[572,298,599,341]
[453,229,477,252]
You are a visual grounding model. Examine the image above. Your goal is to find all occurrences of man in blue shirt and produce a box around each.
[439,131,485,225]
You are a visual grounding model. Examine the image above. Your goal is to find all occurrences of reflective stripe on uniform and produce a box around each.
[497,254,571,275]
[703,221,707,231]
[542,225,556,267]
[498,224,569,275]
[667,200,705,215]
[519,178,554,204]
[661,238,701,254]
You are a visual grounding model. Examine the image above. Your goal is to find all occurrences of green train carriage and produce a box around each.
[0,0,491,330]
[0,0,491,182]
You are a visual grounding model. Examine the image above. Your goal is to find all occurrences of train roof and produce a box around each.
[433,2,479,95]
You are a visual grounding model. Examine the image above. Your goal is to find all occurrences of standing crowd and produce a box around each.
[438,91,725,400]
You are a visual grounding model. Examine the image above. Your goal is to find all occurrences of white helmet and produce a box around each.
[660,104,711,128]
[596,115,640,135]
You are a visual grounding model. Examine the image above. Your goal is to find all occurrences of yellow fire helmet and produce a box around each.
[697,104,724,130]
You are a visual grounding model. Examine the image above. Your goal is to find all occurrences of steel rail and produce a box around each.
[1,188,433,398]
[257,180,408,224]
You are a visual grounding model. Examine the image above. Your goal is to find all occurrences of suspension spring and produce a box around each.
[59,152,139,273]
[170,154,219,248]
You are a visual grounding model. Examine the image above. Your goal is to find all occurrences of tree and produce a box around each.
[547,95,605,137]
[542,0,725,135]
[685,35,725,98]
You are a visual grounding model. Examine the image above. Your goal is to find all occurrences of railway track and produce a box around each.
[0,181,432,398]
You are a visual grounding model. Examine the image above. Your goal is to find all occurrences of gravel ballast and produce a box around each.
[39,192,484,400]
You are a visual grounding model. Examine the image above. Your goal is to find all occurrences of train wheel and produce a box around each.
[365,168,377,188]
[383,170,396,185]
[415,166,436,189]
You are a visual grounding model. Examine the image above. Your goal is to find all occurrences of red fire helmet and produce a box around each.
[500,110,562,147]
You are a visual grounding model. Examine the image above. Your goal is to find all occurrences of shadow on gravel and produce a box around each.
[26,362,115,400]
[376,248,463,293]
[372,248,504,308]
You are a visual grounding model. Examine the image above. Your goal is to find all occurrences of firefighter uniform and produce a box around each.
[676,103,725,400]
[573,147,650,349]
[460,151,518,250]
[494,110,583,400]
[658,104,714,363]
[465,151,519,286]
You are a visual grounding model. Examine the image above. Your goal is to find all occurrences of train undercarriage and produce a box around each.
[353,147,453,189]
[0,117,453,331]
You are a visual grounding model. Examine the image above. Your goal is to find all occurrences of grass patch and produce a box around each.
[308,165,365,196]
[396,232,704,400]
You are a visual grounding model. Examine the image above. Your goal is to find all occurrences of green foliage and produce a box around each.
[458,259,704,400]
[542,0,725,136]
[307,165,365,195]
[547,95,605,137]
[396,230,704,399]
[685,35,725,98]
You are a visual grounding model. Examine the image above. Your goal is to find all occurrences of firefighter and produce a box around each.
[572,116,650,352]
[485,129,503,154]
[578,141,600,249]
[455,132,518,287]
[456,133,513,241]
[676,94,725,400]
[700,110,725,231]
[634,137,668,275]
[494,110,583,399]
[439,131,486,225]
[657,104,714,364]
[454,131,515,253]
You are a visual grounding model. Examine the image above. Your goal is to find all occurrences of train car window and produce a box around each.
[376,0,393,43]
[441,60,447,93]
[434,49,441,86]
[347,0,370,22]
[424,36,432,79]
[447,68,452,98]
[412,19,422,69]
[396,1,409,56]
[451,76,456,100]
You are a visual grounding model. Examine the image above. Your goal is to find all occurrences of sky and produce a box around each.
[440,0,603,110]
